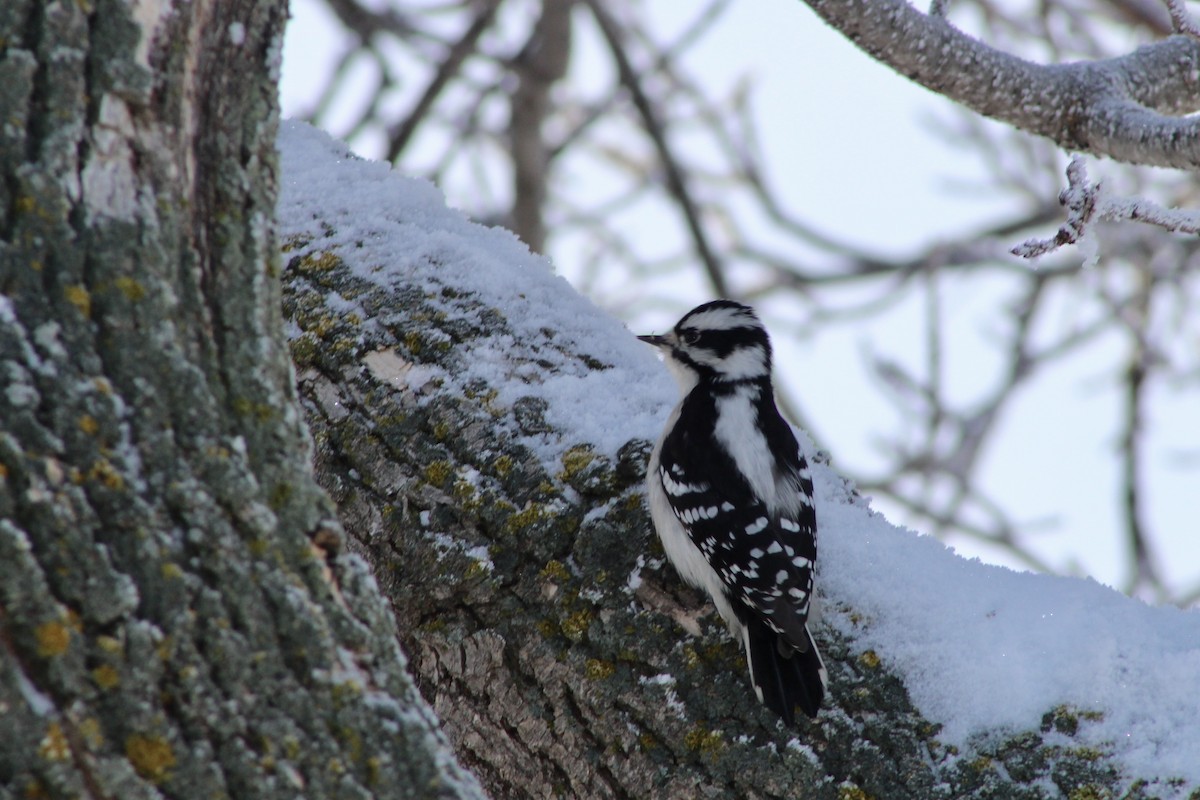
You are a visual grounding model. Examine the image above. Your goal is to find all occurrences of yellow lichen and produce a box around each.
[64,285,91,317]
[403,331,424,354]
[463,560,490,580]
[493,455,514,478]
[96,637,122,656]
[160,563,184,580]
[504,502,547,533]
[423,460,453,486]
[837,785,874,800]
[584,659,615,680]
[38,723,70,761]
[156,636,174,661]
[283,736,301,760]
[87,459,125,490]
[858,650,881,669]
[560,610,593,642]
[92,664,120,690]
[311,315,337,337]
[299,250,342,272]
[683,726,725,758]
[559,446,595,480]
[35,621,70,657]
[78,415,99,435]
[125,734,176,783]
[114,276,146,302]
[539,560,571,583]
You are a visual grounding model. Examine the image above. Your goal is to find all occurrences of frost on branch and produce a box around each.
[1166,0,1200,41]
[1012,156,1200,259]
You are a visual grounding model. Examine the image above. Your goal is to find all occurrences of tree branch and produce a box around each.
[385,0,501,162]
[797,0,1200,168]
[583,0,731,297]
[1013,156,1200,258]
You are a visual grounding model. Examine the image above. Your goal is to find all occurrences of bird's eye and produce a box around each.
[681,330,700,346]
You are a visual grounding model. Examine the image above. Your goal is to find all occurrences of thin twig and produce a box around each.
[582,0,730,298]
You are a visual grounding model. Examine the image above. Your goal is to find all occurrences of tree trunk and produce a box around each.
[0,3,478,798]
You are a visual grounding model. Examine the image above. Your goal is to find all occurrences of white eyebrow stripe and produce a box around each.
[680,308,761,332]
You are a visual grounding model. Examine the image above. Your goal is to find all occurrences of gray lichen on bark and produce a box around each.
[1,2,479,798]
[277,127,1171,799]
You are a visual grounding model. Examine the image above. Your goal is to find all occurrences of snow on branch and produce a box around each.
[799,0,1200,169]
[1012,156,1200,258]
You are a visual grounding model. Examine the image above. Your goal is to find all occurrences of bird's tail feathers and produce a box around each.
[743,618,826,725]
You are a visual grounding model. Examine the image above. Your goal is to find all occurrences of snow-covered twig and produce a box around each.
[1010,158,1097,258]
[1012,156,1200,258]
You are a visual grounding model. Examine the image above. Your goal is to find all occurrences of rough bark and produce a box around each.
[278,127,1150,800]
[798,0,1200,169]
[0,2,478,798]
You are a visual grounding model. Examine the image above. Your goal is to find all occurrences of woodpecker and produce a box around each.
[639,300,826,724]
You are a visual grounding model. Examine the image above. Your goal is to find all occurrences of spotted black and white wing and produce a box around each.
[657,415,816,648]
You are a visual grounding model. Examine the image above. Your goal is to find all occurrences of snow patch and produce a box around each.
[276,121,676,473]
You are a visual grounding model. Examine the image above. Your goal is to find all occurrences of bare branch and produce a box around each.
[798,0,1200,168]
[385,0,501,162]
[1013,156,1200,257]
[582,0,731,297]
[1165,0,1200,39]
[1011,157,1099,257]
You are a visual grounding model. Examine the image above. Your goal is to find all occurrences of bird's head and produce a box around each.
[639,300,772,393]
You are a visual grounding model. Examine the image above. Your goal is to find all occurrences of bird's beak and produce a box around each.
[637,333,669,348]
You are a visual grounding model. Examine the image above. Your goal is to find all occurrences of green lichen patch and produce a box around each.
[35,620,71,657]
[1041,705,1105,737]
[837,784,875,800]
[558,445,617,498]
[422,460,453,487]
[857,649,881,670]
[683,725,725,759]
[584,658,615,680]
[560,610,594,642]
[539,560,571,584]
[113,276,146,302]
[291,249,344,275]
[125,733,176,783]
